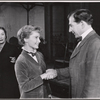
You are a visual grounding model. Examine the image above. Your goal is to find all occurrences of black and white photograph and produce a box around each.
[0,1,100,99]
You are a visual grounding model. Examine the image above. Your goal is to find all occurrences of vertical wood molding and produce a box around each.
[44,3,52,61]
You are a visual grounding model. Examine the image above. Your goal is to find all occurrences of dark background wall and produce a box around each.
[0,2,45,40]
[0,2,100,61]
[45,2,100,61]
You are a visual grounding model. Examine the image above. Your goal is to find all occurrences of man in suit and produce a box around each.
[46,9,100,98]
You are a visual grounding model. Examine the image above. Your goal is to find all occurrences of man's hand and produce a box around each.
[40,69,57,80]
[45,69,57,80]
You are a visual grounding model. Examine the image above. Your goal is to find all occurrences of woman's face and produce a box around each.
[24,31,41,50]
[0,29,6,44]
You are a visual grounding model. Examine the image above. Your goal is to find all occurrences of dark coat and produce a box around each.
[15,50,51,98]
[57,30,100,98]
[0,42,20,98]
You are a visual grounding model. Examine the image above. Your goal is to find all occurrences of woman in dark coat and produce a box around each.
[0,27,20,98]
[15,25,51,98]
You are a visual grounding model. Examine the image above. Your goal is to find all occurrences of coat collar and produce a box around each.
[21,50,40,65]
[70,30,96,59]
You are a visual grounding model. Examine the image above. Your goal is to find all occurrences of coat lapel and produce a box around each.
[22,50,39,65]
[36,53,41,65]
[22,50,46,73]
[70,30,96,59]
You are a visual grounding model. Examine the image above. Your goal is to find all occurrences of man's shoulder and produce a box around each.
[87,33,100,49]
[91,33,100,42]
[87,32,100,43]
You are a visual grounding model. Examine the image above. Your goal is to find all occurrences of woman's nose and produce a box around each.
[38,38,41,43]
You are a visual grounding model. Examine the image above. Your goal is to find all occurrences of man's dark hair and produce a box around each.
[67,9,93,25]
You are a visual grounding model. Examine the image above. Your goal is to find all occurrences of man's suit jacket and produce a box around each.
[0,42,20,98]
[57,30,100,98]
[15,50,51,98]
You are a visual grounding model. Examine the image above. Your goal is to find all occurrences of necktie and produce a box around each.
[75,36,82,47]
[24,50,36,57]
[28,52,36,57]
[76,36,82,43]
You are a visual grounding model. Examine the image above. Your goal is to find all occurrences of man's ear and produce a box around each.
[81,21,86,28]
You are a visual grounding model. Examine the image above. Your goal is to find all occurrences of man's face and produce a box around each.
[69,16,82,38]
[0,29,6,44]
[24,31,41,50]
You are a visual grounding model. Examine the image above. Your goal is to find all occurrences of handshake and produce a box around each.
[40,69,57,80]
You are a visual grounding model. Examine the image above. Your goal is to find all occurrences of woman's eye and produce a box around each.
[35,36,38,39]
